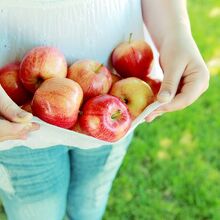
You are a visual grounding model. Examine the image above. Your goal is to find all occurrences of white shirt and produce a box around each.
[0,0,144,66]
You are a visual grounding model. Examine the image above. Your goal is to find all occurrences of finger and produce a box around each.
[0,120,40,142]
[0,85,33,123]
[157,56,186,103]
[145,112,164,123]
[13,122,40,135]
[156,76,206,112]
[29,122,40,132]
[0,135,26,142]
[19,134,28,140]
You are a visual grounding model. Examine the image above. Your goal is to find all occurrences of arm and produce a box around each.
[142,0,191,50]
[142,0,210,120]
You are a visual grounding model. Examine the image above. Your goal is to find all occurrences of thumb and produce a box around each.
[0,85,32,123]
[157,61,186,103]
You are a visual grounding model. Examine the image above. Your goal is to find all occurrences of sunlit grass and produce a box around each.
[104,73,220,219]
[104,1,220,219]
[209,7,220,18]
[207,58,220,75]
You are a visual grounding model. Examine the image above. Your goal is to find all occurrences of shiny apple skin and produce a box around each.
[71,121,88,134]
[111,40,153,79]
[0,61,30,105]
[111,72,122,86]
[79,94,131,142]
[20,46,67,93]
[21,100,32,113]
[144,76,162,96]
[110,77,154,119]
[32,78,83,129]
[67,60,112,100]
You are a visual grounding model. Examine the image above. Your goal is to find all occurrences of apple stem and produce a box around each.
[95,64,104,73]
[111,110,121,120]
[123,98,128,104]
[36,77,43,88]
[128,33,133,44]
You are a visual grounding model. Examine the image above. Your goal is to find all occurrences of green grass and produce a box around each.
[104,75,220,220]
[1,0,220,219]
[104,1,220,220]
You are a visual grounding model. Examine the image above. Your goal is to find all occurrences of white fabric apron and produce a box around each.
[0,0,163,150]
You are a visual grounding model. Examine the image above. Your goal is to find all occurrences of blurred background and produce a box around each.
[1,0,220,219]
[104,0,220,219]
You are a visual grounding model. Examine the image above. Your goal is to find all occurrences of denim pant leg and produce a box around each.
[0,145,70,220]
[67,133,133,220]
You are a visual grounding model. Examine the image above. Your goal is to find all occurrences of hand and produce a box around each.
[146,31,210,122]
[0,85,39,142]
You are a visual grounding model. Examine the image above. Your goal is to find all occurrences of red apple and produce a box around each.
[67,60,112,100]
[110,77,154,119]
[21,100,32,113]
[0,62,30,105]
[79,94,131,142]
[32,78,83,129]
[72,121,83,133]
[111,72,122,86]
[71,121,87,134]
[20,46,67,93]
[111,35,153,79]
[144,76,162,96]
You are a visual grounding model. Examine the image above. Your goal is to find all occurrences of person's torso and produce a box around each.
[0,0,144,66]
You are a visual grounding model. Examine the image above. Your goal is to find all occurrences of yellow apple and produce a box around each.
[110,77,154,119]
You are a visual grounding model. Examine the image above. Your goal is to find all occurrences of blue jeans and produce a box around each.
[0,134,133,220]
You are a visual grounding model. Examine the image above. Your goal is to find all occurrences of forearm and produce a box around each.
[141,0,191,50]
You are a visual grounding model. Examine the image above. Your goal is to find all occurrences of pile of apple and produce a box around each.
[0,36,161,142]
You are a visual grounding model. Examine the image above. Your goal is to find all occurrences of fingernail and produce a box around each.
[158,91,171,103]
[30,123,40,131]
[24,123,32,130]
[17,111,30,118]
[146,115,156,123]
[17,111,33,122]
[157,112,164,117]
[146,112,164,123]
[20,134,27,140]
[148,116,157,122]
